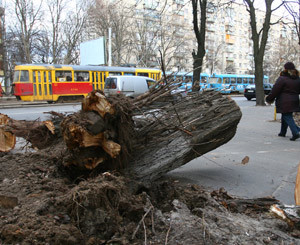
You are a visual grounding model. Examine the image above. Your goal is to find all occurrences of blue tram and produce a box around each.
[165,71,270,94]
[205,73,269,94]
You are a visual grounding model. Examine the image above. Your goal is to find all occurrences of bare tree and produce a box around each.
[47,0,66,63]
[87,0,131,66]
[243,0,284,106]
[62,1,89,64]
[130,10,161,67]
[191,0,207,90]
[206,39,224,74]
[11,0,44,63]
[264,23,300,83]
[158,2,190,71]
[284,0,300,45]
[34,31,51,63]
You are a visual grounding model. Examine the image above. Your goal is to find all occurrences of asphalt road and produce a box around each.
[167,97,300,205]
[0,98,81,120]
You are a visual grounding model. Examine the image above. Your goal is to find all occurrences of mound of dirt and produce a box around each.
[1,150,300,244]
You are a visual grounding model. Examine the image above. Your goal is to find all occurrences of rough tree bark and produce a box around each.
[125,90,241,183]
[191,0,207,91]
[0,88,242,183]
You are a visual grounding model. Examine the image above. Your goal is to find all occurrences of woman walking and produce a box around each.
[266,62,300,141]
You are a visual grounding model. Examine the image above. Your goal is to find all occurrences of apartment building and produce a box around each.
[86,0,299,76]
[180,1,298,76]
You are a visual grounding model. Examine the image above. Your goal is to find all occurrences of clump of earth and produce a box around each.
[1,148,300,244]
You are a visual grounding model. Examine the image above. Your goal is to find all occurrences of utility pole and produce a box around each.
[108,28,112,66]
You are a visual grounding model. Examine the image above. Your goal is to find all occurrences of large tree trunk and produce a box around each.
[192,0,207,91]
[0,89,242,183]
[125,91,241,183]
[244,0,275,106]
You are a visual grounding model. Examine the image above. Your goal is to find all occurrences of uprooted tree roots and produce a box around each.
[1,158,299,245]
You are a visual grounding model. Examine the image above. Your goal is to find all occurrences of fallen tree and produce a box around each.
[0,86,242,183]
[3,88,300,244]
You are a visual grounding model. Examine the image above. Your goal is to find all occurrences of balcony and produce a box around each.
[226,57,234,61]
[226,47,234,53]
[206,25,215,32]
[225,34,235,44]
[207,16,215,23]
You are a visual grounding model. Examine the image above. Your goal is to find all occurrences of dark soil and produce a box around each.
[1,147,300,245]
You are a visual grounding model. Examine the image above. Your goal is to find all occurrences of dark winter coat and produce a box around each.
[266,70,300,114]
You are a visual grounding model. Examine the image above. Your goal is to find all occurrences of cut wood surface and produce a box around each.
[0,114,16,152]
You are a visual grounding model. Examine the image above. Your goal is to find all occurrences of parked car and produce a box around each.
[244,83,273,100]
[104,76,156,98]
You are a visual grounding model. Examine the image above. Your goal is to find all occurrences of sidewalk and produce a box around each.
[167,98,300,205]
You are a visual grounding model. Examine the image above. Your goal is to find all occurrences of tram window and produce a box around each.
[44,84,48,95]
[109,72,122,76]
[20,70,29,82]
[124,72,134,76]
[56,71,64,81]
[48,72,52,82]
[208,77,219,84]
[13,71,20,82]
[33,72,36,83]
[49,84,52,95]
[55,71,72,82]
[224,78,230,84]
[105,78,117,89]
[137,72,149,77]
[100,73,103,82]
[230,78,236,84]
[74,71,89,82]
[33,84,37,95]
[43,72,47,83]
[237,78,242,84]
[37,72,41,83]
[249,78,254,84]
[201,77,207,83]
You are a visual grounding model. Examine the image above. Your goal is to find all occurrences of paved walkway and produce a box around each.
[167,98,300,205]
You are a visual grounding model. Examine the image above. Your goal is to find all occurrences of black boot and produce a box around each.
[290,134,300,141]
